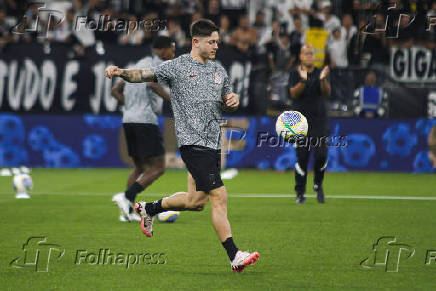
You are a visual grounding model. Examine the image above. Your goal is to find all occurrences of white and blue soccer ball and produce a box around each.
[156,211,180,223]
[276,111,308,139]
[12,173,33,197]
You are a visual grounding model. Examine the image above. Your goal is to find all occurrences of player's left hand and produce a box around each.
[223,93,239,111]
[320,66,330,80]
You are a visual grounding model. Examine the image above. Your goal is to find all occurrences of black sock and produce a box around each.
[145,199,165,216]
[125,182,144,203]
[222,237,238,261]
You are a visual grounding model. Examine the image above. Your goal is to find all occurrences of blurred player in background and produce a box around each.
[111,36,175,222]
[105,19,259,273]
[288,44,331,204]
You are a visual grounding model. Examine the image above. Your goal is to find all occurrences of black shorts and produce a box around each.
[179,145,223,193]
[123,123,165,159]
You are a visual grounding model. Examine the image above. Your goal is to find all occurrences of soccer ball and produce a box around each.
[276,111,308,139]
[156,211,180,223]
[12,174,33,199]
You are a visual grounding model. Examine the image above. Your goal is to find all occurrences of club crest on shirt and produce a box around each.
[213,72,222,84]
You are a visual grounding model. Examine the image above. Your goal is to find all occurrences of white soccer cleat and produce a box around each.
[119,214,129,222]
[128,212,141,222]
[230,250,260,273]
[134,202,154,237]
[15,192,30,199]
[112,192,132,220]
[118,212,140,222]
[221,168,239,180]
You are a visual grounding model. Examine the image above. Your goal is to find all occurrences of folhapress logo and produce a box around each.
[9,236,65,272]
[11,2,64,38]
[75,249,166,269]
[360,236,415,272]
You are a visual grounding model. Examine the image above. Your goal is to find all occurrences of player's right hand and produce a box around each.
[298,66,308,81]
[105,65,123,79]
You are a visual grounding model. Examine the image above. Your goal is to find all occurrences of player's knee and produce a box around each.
[194,204,205,211]
[315,151,327,162]
[218,193,227,206]
[154,166,165,177]
[185,194,206,211]
[211,190,227,207]
[149,165,165,179]
[191,200,206,211]
[134,158,147,171]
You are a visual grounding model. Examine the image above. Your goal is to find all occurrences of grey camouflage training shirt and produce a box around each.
[122,55,164,125]
[152,54,232,150]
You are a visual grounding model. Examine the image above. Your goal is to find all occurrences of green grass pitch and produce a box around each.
[1,169,436,290]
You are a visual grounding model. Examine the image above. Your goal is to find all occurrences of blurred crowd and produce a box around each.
[0,0,435,116]
[1,0,435,65]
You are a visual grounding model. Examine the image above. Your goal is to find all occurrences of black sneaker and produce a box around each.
[296,193,306,204]
[314,185,325,203]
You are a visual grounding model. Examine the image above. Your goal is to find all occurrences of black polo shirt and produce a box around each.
[288,67,329,137]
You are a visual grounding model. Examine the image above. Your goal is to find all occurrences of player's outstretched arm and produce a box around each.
[105,65,157,83]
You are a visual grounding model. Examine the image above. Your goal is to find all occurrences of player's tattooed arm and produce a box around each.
[105,65,157,83]
[120,69,157,83]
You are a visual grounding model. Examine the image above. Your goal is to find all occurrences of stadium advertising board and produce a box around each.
[1,114,434,173]
[0,43,251,113]
[390,46,436,83]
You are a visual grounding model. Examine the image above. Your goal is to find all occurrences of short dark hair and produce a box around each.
[152,36,173,49]
[190,18,219,37]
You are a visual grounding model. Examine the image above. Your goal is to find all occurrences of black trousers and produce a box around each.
[294,136,328,195]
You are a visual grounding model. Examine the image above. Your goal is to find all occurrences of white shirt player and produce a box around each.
[122,55,166,125]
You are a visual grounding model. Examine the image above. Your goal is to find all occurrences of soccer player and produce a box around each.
[288,44,331,204]
[111,36,175,222]
[105,19,259,272]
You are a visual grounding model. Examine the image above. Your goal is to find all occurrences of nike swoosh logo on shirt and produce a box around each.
[189,74,198,77]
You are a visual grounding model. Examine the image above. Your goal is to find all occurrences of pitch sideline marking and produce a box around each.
[1,192,436,201]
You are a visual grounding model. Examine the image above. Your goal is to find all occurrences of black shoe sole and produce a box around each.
[317,193,325,203]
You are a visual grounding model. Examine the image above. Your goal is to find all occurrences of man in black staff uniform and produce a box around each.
[288,44,331,204]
